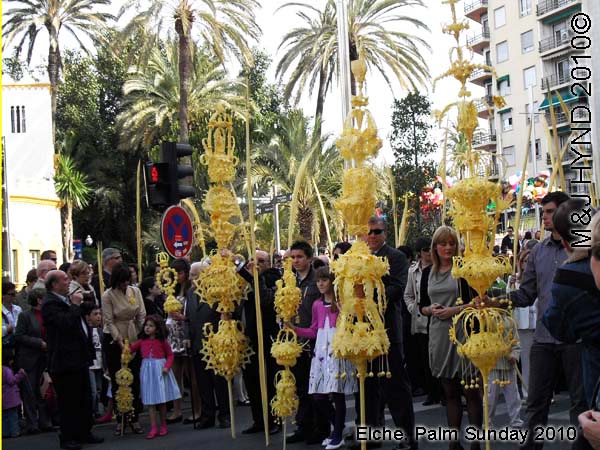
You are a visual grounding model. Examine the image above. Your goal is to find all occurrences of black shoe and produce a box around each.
[166,415,183,424]
[412,387,426,396]
[219,419,231,429]
[237,399,251,406]
[85,433,105,444]
[286,430,305,444]
[60,442,82,450]
[197,417,215,429]
[183,416,201,425]
[422,397,438,406]
[269,424,282,435]
[26,428,41,435]
[242,423,264,434]
[306,432,330,445]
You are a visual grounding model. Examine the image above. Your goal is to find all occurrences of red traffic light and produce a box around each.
[151,165,159,183]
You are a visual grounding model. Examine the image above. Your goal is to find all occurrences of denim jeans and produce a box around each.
[2,407,20,437]
[520,342,587,450]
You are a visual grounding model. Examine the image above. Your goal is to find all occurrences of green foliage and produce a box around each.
[54,155,92,208]
[390,92,438,243]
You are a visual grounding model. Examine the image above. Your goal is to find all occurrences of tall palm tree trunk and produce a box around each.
[47,24,61,152]
[63,202,74,261]
[176,18,191,144]
[298,206,314,242]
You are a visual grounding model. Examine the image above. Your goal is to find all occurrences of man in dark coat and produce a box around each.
[184,276,229,429]
[41,270,102,450]
[353,216,416,450]
[237,250,282,435]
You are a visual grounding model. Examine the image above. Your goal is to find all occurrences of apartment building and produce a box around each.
[464,0,594,197]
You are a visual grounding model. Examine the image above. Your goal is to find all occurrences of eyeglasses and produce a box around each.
[50,258,57,262]
[256,259,267,263]
[368,229,385,235]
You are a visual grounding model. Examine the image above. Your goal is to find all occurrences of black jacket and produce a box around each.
[15,309,46,371]
[41,292,93,374]
[296,266,321,329]
[375,244,409,345]
[184,288,221,354]
[237,267,280,346]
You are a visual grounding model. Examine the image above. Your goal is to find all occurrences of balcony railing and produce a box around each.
[537,0,580,17]
[469,68,493,81]
[541,70,589,90]
[539,31,573,53]
[472,131,497,147]
[465,0,488,14]
[545,107,588,125]
[467,30,490,47]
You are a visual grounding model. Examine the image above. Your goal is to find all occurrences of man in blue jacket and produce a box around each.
[543,198,600,407]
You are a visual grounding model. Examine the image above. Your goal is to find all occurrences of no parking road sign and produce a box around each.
[160,205,194,258]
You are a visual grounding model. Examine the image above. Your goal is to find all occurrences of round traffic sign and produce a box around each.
[160,205,194,258]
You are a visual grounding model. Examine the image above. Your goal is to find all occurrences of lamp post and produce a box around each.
[336,0,352,126]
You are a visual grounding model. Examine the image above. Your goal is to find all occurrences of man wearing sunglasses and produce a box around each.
[353,216,415,450]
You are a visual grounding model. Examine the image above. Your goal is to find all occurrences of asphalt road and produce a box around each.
[3,392,577,450]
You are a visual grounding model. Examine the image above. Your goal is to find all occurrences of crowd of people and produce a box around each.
[2,191,600,450]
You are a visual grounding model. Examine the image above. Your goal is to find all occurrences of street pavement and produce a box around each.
[3,392,577,450]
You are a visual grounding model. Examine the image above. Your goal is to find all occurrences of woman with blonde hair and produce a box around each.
[419,226,482,450]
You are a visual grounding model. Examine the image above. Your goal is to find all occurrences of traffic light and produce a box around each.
[144,161,171,211]
[161,141,195,203]
[144,142,195,211]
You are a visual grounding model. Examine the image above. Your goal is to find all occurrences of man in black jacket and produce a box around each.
[357,216,416,450]
[184,276,230,429]
[237,250,282,435]
[41,270,102,450]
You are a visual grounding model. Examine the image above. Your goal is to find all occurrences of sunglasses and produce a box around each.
[368,229,385,235]
[50,258,58,262]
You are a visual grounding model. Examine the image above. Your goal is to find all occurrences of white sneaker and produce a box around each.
[322,438,331,446]
[325,438,344,449]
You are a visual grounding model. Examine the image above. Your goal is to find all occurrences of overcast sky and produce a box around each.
[4,0,481,164]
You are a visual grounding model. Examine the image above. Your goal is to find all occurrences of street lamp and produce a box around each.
[85,235,93,247]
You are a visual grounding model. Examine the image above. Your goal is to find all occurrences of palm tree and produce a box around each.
[116,39,243,151]
[119,0,261,143]
[54,154,92,261]
[277,0,430,133]
[253,110,343,243]
[2,0,114,148]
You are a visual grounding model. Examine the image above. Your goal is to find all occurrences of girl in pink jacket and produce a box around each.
[292,267,356,450]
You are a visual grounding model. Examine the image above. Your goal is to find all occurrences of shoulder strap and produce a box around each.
[553,267,598,293]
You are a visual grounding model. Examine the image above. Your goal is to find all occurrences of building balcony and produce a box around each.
[546,152,573,166]
[472,131,497,149]
[537,0,582,20]
[467,30,490,54]
[568,179,591,195]
[541,70,589,91]
[539,31,580,57]
[488,162,500,179]
[476,95,493,119]
[464,0,488,22]
[469,68,493,86]
[544,107,588,127]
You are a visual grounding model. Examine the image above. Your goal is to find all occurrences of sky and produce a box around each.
[3,0,483,164]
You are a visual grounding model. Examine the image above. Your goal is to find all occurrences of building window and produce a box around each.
[10,106,26,134]
[496,41,509,63]
[520,0,532,16]
[523,66,537,88]
[494,7,506,28]
[29,250,40,269]
[535,139,541,160]
[484,50,492,66]
[503,146,516,166]
[498,78,510,96]
[11,250,18,283]
[501,110,513,131]
[521,30,534,53]
[556,59,570,82]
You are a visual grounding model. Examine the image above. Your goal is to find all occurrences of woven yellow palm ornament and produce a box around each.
[200,103,238,184]
[204,185,239,221]
[330,240,390,377]
[115,340,134,428]
[271,328,303,367]
[437,3,517,450]
[194,253,244,313]
[274,258,302,323]
[155,252,182,314]
[201,320,253,381]
[270,368,299,423]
